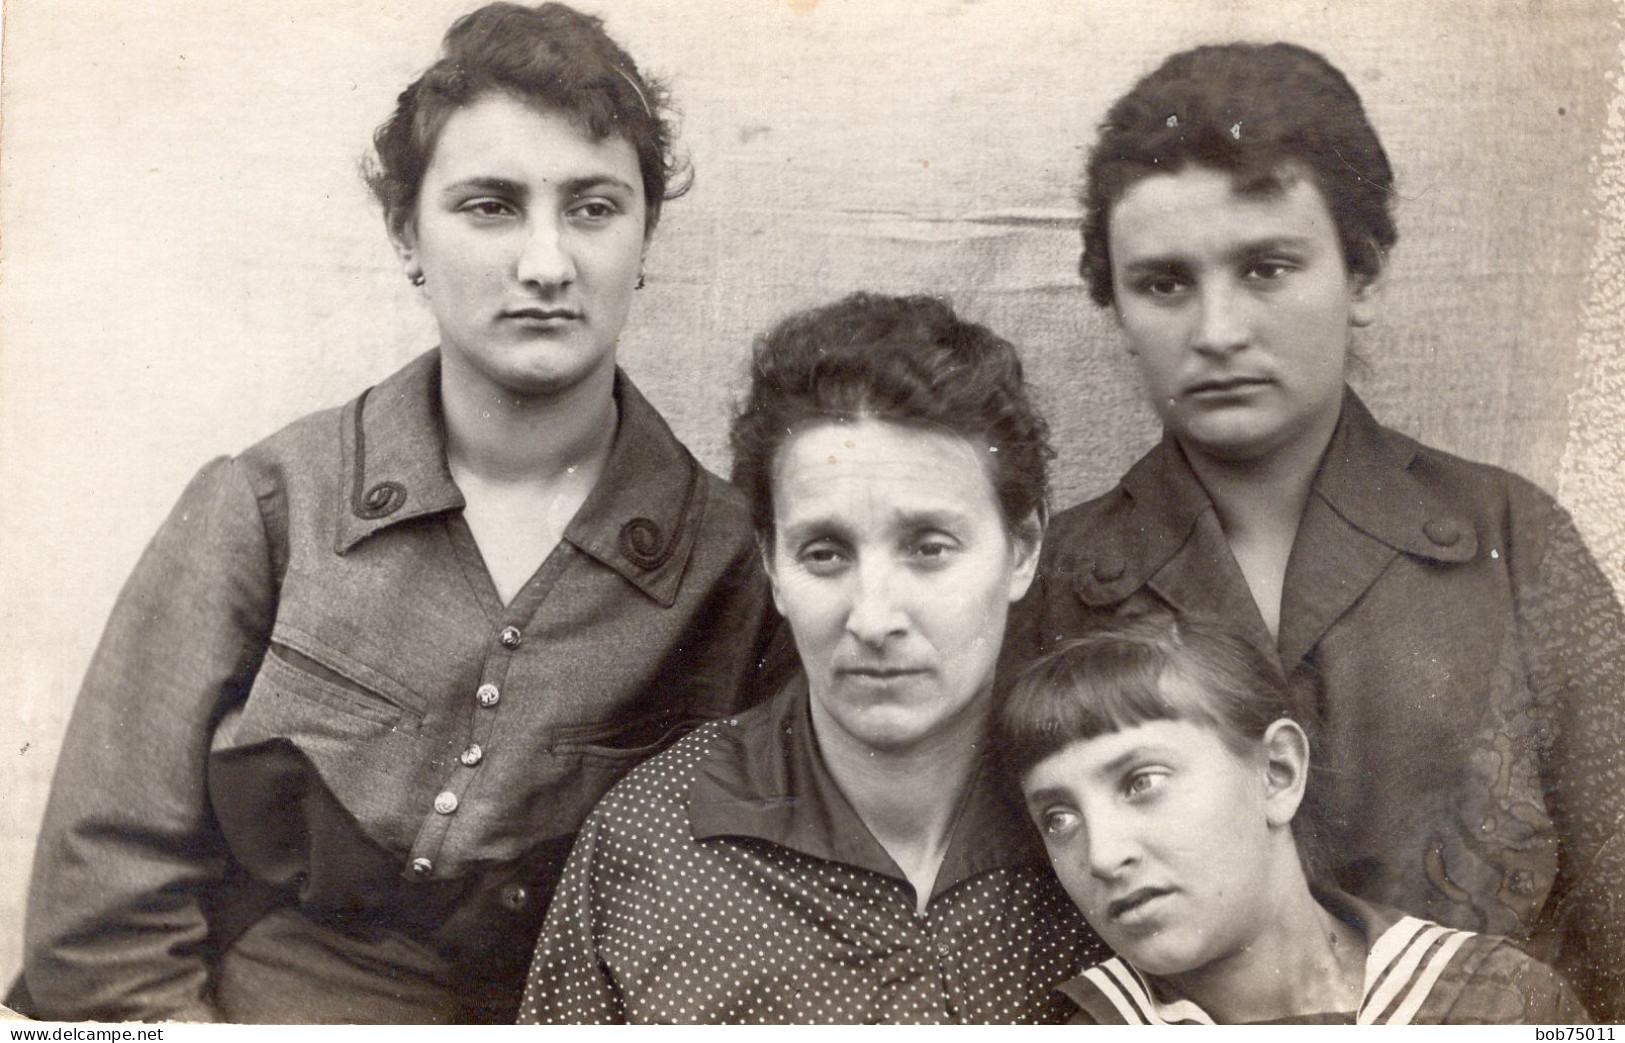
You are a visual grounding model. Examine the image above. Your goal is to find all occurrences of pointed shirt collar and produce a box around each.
[1074,387,1478,611]
[687,675,1048,898]
[335,349,706,607]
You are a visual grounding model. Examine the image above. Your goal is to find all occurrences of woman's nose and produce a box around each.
[1191,280,1249,357]
[844,561,908,646]
[1084,807,1139,881]
[516,218,575,288]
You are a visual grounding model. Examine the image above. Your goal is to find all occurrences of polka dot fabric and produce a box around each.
[520,690,1104,1024]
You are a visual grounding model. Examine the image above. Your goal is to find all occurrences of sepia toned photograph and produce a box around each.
[2,0,1622,1025]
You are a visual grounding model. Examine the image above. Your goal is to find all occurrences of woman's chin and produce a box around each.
[1105,931,1210,981]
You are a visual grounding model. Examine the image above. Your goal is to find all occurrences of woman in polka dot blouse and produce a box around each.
[520,292,1105,1024]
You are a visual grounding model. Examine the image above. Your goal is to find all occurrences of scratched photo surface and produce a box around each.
[2,0,1622,989]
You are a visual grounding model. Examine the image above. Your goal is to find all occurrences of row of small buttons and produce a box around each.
[477,629,521,707]
[408,626,523,880]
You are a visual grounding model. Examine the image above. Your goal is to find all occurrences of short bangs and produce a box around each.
[997,614,1291,779]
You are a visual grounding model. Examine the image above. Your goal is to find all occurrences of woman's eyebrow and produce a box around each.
[1023,783,1073,806]
[1225,233,1315,257]
[777,516,851,545]
[1097,747,1147,777]
[1119,234,1317,272]
[1118,256,1185,275]
[891,506,973,531]
[1094,742,1180,781]
[441,175,526,199]
[560,174,638,196]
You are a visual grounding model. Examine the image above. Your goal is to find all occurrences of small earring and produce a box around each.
[635,271,646,291]
[409,272,426,287]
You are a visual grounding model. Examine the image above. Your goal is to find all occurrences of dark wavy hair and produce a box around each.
[729,292,1053,545]
[1080,42,1397,307]
[364,1,689,233]
[997,611,1330,880]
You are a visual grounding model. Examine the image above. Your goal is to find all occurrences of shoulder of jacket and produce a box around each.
[1399,437,1559,514]
[1049,481,1134,533]
[232,398,349,477]
[1397,442,1578,565]
[690,462,757,541]
[1044,483,1135,564]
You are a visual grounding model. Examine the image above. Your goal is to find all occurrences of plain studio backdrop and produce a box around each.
[2,0,1623,987]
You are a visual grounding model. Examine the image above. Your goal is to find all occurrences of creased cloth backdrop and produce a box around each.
[2,0,1623,986]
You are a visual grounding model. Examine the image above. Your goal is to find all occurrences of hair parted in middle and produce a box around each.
[364,1,689,234]
[1079,41,1397,308]
[729,291,1053,545]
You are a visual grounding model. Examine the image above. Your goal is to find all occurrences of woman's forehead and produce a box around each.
[1109,163,1339,259]
[769,419,999,525]
[424,93,640,182]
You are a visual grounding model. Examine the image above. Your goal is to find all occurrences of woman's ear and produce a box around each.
[1007,508,1045,602]
[1348,245,1386,329]
[1261,718,1310,829]
[757,533,786,616]
[1111,302,1138,353]
[386,207,421,282]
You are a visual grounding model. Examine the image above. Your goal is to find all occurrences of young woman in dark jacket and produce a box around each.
[20,2,785,1023]
[1002,42,1625,1019]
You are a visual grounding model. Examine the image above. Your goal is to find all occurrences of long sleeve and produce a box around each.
[516,811,625,1024]
[1510,485,1625,1021]
[24,457,278,1022]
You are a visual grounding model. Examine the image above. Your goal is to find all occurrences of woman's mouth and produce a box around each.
[1107,887,1174,922]
[1185,376,1270,397]
[504,306,582,325]
[839,666,928,680]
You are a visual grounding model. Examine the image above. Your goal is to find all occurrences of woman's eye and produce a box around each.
[1246,259,1294,281]
[1132,272,1187,298]
[1039,808,1078,835]
[797,542,849,575]
[570,199,621,221]
[911,537,958,562]
[460,199,515,219]
[1124,769,1168,798]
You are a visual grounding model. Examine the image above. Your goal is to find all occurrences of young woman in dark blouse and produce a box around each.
[1002,42,1625,1019]
[19,2,784,1023]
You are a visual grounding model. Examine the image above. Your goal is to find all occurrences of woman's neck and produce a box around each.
[1182,418,1332,540]
[437,355,619,606]
[439,352,619,484]
[1179,412,1339,640]
[1158,862,1364,1023]
[810,695,989,912]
